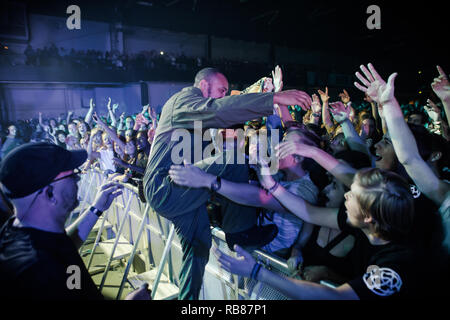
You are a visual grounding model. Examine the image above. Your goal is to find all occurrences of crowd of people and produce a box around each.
[0,62,449,300]
[1,97,158,189]
[6,43,307,84]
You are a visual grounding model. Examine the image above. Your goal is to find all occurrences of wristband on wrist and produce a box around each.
[267,181,280,194]
[250,262,263,281]
[89,206,103,217]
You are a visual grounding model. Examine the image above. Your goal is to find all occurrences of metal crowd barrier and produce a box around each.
[75,168,297,300]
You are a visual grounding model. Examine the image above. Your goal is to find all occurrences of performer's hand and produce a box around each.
[273,90,312,111]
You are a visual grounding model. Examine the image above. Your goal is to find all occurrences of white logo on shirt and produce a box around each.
[363,265,402,296]
[410,185,421,199]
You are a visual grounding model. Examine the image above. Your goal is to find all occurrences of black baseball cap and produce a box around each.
[0,142,87,199]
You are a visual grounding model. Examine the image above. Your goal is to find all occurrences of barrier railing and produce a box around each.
[76,168,297,300]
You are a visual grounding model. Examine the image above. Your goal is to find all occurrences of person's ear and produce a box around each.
[45,185,57,205]
[430,151,442,162]
[363,212,373,224]
[198,79,209,98]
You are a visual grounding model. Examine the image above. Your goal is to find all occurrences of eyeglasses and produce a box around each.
[51,168,83,183]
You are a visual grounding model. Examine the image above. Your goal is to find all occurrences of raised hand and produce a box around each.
[141,103,149,114]
[329,101,350,123]
[275,140,316,160]
[107,97,112,110]
[311,94,322,113]
[89,98,95,110]
[431,65,450,102]
[273,90,312,111]
[213,244,256,278]
[317,87,329,103]
[339,89,351,104]
[272,65,284,93]
[112,103,119,112]
[168,160,215,188]
[354,63,398,105]
[424,99,442,122]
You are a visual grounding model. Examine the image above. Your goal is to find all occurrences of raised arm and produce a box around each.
[117,112,125,131]
[318,87,334,133]
[133,104,150,131]
[84,98,96,125]
[272,65,296,126]
[354,63,450,205]
[38,112,49,132]
[329,101,375,165]
[276,141,356,189]
[425,99,450,141]
[106,98,118,128]
[93,112,126,152]
[66,110,73,126]
[308,94,322,125]
[431,65,450,127]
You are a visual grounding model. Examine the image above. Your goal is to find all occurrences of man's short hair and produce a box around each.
[194,67,222,86]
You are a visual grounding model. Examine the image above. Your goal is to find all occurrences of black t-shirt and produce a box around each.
[302,225,355,281]
[334,205,438,299]
[408,184,444,249]
[0,218,103,300]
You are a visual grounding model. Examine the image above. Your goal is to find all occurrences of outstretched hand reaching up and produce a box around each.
[272,65,284,93]
[354,63,398,106]
[431,65,450,102]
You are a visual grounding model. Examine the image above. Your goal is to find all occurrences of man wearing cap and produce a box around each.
[0,142,149,300]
